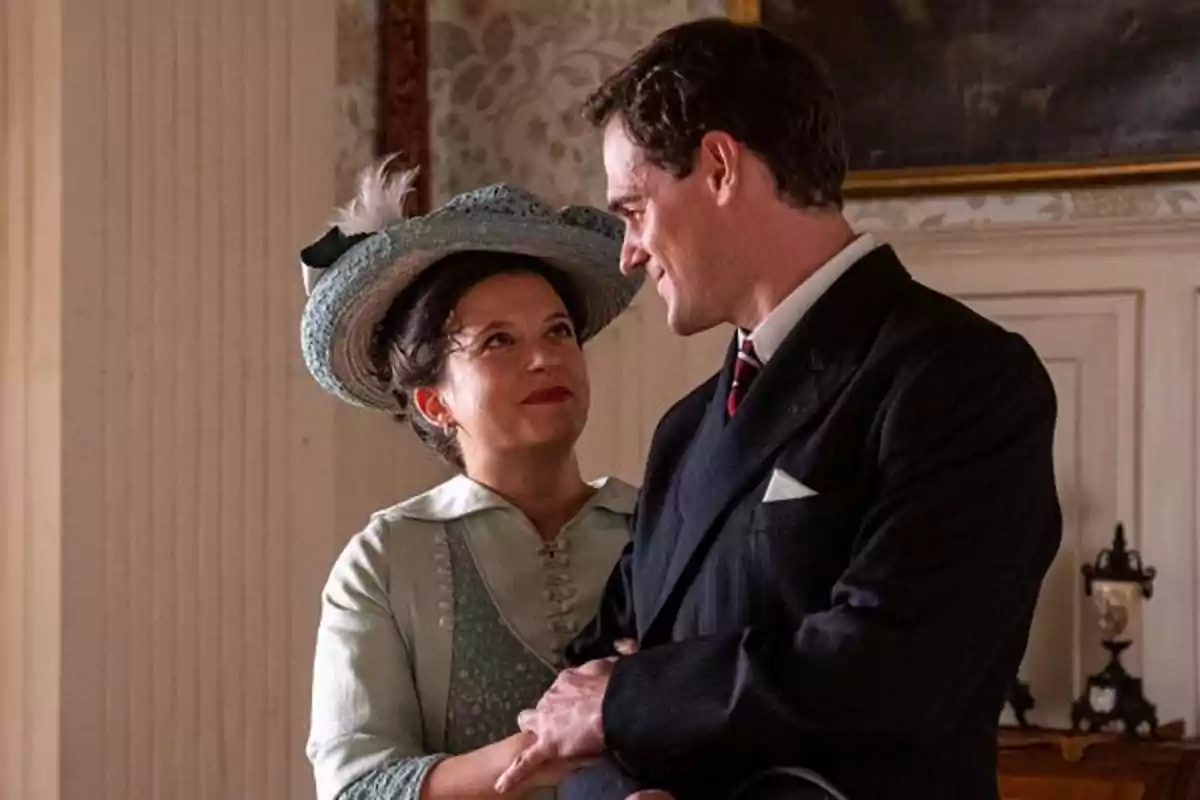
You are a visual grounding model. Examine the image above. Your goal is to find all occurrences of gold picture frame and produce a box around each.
[725,0,1200,196]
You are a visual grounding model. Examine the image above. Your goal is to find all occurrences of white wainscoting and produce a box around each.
[575,218,1200,735]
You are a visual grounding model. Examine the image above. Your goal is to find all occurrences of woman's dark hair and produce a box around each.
[583,18,846,209]
[370,252,587,468]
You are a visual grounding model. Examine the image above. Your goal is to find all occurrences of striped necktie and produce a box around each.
[727,337,762,417]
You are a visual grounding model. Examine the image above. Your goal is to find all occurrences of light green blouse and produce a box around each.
[306,474,637,800]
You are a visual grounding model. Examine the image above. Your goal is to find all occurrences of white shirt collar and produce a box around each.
[387,473,639,522]
[737,233,879,363]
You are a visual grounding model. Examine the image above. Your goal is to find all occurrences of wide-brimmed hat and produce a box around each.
[298,160,643,412]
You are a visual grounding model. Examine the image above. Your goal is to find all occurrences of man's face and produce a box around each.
[602,117,731,336]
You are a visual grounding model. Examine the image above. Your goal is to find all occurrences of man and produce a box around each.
[496,17,1062,800]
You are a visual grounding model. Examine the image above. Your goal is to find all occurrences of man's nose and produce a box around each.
[620,239,649,275]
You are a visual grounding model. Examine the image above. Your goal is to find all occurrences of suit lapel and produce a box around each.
[644,246,912,637]
[631,376,721,636]
[646,347,857,633]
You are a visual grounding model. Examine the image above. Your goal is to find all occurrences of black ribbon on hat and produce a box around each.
[300,225,372,270]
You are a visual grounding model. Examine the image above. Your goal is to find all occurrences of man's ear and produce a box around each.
[698,130,741,204]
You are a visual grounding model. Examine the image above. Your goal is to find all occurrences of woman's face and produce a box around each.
[418,271,590,463]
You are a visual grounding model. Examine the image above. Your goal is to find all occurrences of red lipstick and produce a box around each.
[522,386,573,405]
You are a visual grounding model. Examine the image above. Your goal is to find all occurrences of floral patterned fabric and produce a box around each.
[443,524,557,754]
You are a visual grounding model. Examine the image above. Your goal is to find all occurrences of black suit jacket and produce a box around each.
[562,246,1062,800]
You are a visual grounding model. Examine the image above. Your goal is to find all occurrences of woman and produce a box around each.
[300,158,644,800]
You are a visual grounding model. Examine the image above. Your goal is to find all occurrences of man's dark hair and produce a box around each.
[584,17,847,209]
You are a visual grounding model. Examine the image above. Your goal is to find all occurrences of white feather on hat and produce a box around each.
[330,154,419,236]
[298,159,642,411]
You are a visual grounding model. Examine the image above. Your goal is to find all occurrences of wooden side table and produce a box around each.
[997,723,1200,799]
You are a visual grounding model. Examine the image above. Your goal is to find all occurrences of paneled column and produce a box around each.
[1,0,441,797]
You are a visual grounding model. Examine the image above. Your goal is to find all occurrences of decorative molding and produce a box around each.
[1193,288,1200,728]
[886,215,1200,262]
[922,236,1200,731]
[378,0,431,213]
[847,182,1200,234]
[963,294,1141,728]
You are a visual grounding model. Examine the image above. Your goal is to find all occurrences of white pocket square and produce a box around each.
[762,468,818,503]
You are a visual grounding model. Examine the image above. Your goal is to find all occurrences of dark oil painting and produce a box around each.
[753,0,1200,192]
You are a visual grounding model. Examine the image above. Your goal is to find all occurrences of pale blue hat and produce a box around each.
[299,164,643,412]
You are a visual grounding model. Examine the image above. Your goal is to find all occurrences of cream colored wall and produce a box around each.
[3,2,65,797]
[6,6,1186,799]
[2,1,443,799]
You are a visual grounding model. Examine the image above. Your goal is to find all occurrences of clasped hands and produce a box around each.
[495,639,654,797]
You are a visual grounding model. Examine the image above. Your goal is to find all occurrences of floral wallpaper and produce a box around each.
[426,0,724,205]
[847,181,1200,232]
[336,0,1200,229]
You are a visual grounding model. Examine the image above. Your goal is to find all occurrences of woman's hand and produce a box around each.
[511,753,595,792]
[420,731,589,799]
[489,731,593,796]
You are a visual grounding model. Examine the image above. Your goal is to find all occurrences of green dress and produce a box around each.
[338,524,558,799]
[306,475,637,800]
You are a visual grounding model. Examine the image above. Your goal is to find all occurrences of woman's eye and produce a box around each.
[548,321,575,339]
[481,332,515,350]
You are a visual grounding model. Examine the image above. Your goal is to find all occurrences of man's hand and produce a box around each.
[614,638,638,656]
[494,658,615,793]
